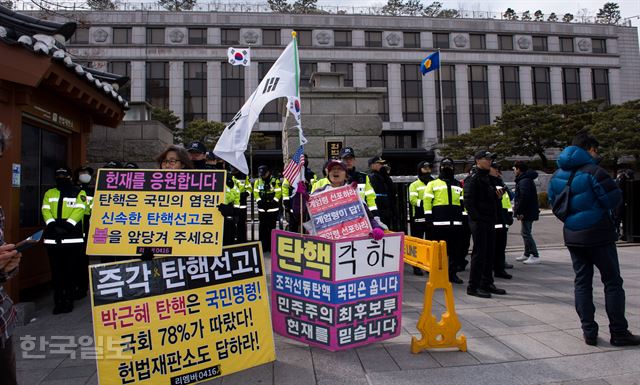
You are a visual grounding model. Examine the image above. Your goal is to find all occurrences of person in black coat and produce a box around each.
[513,161,540,264]
[368,156,395,229]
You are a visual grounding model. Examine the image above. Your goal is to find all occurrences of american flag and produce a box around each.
[283,146,305,185]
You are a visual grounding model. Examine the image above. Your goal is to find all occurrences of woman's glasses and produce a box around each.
[162,159,181,165]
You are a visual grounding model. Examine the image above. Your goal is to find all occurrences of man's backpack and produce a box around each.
[552,169,578,222]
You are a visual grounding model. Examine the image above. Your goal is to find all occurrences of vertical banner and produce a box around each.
[306,185,372,240]
[90,242,275,385]
[86,169,226,257]
[326,141,343,160]
[271,230,403,351]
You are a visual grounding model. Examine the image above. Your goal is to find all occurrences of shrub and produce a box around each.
[538,191,550,209]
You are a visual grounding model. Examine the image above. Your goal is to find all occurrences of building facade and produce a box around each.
[34,10,640,169]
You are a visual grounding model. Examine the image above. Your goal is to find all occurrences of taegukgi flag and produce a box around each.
[228,47,251,66]
[215,39,299,174]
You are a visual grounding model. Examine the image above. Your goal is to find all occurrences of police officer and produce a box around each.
[42,167,88,314]
[218,174,240,245]
[490,162,514,280]
[338,147,378,217]
[423,158,465,284]
[368,156,395,229]
[408,160,435,276]
[254,165,281,252]
[231,166,251,243]
[187,141,213,169]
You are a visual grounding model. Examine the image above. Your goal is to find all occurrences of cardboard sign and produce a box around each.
[271,230,403,351]
[306,185,372,240]
[90,242,275,385]
[86,169,225,257]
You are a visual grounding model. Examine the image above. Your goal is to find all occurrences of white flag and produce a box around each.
[215,40,299,174]
[227,47,251,66]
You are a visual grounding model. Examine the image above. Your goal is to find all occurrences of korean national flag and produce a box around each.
[228,47,251,66]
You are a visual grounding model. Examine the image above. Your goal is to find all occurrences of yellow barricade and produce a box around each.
[404,236,467,352]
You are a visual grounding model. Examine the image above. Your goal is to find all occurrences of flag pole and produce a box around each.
[437,49,445,144]
[292,30,305,235]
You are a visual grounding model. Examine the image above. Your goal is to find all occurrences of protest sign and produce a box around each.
[90,242,275,385]
[306,185,372,240]
[86,169,225,257]
[271,230,403,351]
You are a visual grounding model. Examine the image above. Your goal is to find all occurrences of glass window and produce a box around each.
[221,29,239,45]
[184,62,207,123]
[366,64,389,121]
[258,62,283,122]
[221,63,244,122]
[560,37,574,52]
[500,66,520,105]
[146,28,165,45]
[470,34,486,50]
[401,64,423,122]
[297,30,312,47]
[188,28,206,45]
[365,31,382,47]
[331,63,353,87]
[300,62,317,87]
[532,36,548,51]
[69,28,89,44]
[562,68,581,104]
[263,29,281,46]
[498,35,513,50]
[433,33,449,49]
[381,132,418,149]
[403,32,420,48]
[107,61,131,100]
[435,65,457,141]
[592,68,610,105]
[112,28,131,44]
[146,62,169,109]
[468,65,490,128]
[532,67,551,105]
[592,38,606,54]
[334,30,352,47]
[253,132,282,150]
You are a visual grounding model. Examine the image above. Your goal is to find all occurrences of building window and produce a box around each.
[560,37,574,52]
[253,132,282,150]
[331,63,353,87]
[69,27,89,44]
[382,132,418,149]
[112,28,131,44]
[433,33,449,49]
[300,62,317,87]
[500,66,520,105]
[592,68,610,105]
[184,62,207,123]
[334,30,352,47]
[532,36,548,51]
[365,31,382,47]
[404,32,420,48]
[258,62,282,122]
[401,64,423,122]
[592,38,606,53]
[107,61,131,100]
[435,65,457,141]
[562,68,581,104]
[532,67,551,105]
[297,30,312,47]
[498,35,513,50]
[366,64,389,122]
[221,28,240,45]
[221,63,244,122]
[146,28,165,45]
[468,65,490,128]
[263,29,281,46]
[470,34,486,50]
[188,28,206,45]
[145,62,169,109]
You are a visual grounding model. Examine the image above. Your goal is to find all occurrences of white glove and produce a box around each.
[373,216,389,231]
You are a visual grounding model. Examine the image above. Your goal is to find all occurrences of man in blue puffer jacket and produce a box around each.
[548,133,639,347]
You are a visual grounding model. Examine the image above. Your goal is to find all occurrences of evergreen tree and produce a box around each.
[157,0,197,11]
[562,13,574,22]
[423,1,442,17]
[87,0,116,10]
[503,8,518,20]
[534,10,544,21]
[547,12,558,22]
[267,0,291,13]
[596,2,621,24]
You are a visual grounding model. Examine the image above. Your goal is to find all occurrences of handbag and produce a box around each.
[552,169,578,222]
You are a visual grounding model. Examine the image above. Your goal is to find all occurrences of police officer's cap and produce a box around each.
[187,141,207,154]
[55,167,72,178]
[418,161,432,169]
[367,156,386,166]
[440,158,454,167]
[258,165,270,176]
[124,162,138,169]
[103,160,123,168]
[339,147,355,159]
[78,165,94,175]
[474,150,497,160]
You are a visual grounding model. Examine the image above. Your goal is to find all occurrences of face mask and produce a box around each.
[440,167,454,179]
[55,178,71,189]
[79,174,91,184]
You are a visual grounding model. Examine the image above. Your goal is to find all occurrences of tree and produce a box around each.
[0,1,13,9]
[87,0,116,10]
[562,13,574,22]
[423,1,442,17]
[178,119,225,149]
[267,0,291,12]
[521,10,531,21]
[292,0,318,14]
[596,2,621,24]
[503,8,518,20]
[534,10,543,21]
[382,0,404,16]
[437,8,459,18]
[441,125,501,160]
[151,107,181,142]
[157,0,196,11]
[547,12,558,22]
[589,100,640,169]
[403,0,424,16]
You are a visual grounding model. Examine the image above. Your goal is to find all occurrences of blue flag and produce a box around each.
[420,51,440,75]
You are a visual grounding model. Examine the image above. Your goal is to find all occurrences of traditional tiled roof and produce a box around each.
[0,5,128,108]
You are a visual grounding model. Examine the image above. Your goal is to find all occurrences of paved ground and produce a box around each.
[12,214,640,385]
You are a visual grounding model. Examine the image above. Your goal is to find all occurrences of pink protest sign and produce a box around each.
[306,185,372,240]
[270,230,404,351]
